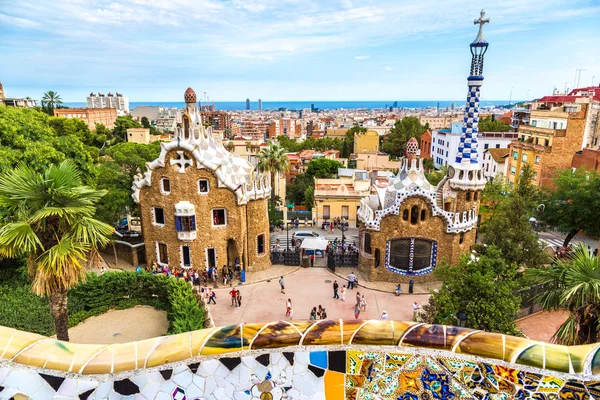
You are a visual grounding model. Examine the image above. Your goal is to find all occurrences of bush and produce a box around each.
[0,260,204,336]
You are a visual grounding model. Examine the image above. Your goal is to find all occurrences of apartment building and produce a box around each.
[86,92,129,115]
[53,107,117,130]
[314,169,371,227]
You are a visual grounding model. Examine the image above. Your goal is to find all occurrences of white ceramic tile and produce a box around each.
[141,379,160,399]
[172,369,193,389]
[57,378,78,397]
[199,360,221,377]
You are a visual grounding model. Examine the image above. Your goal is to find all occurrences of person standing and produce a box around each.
[340,285,346,302]
[333,280,339,299]
[321,307,327,319]
[236,291,242,307]
[360,294,367,311]
[381,311,388,320]
[395,284,402,296]
[279,276,285,294]
[229,287,238,307]
[208,289,217,305]
[355,291,361,306]
[412,301,420,320]
[309,307,317,320]
[347,271,356,289]
[354,303,361,319]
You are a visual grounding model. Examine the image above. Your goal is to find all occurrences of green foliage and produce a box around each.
[481,175,508,214]
[105,141,162,178]
[429,247,522,335]
[286,158,343,207]
[0,261,205,336]
[41,90,63,116]
[303,186,314,209]
[479,163,547,268]
[526,244,600,344]
[141,116,151,129]
[425,165,447,186]
[0,107,99,182]
[305,158,344,178]
[478,115,511,132]
[276,135,346,153]
[113,115,142,142]
[287,173,314,207]
[537,168,600,247]
[381,117,428,156]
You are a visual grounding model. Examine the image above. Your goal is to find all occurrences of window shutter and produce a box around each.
[176,216,182,232]
[191,216,196,230]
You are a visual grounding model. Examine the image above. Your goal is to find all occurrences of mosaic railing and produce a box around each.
[1,320,599,399]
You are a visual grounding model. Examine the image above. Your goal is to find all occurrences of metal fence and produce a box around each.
[516,284,547,319]
[327,252,359,272]
[270,250,301,266]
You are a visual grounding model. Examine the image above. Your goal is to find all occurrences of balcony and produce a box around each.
[518,125,566,137]
[521,117,530,123]
[512,107,531,113]
[178,231,197,241]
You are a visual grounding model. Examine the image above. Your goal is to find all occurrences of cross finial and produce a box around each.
[473,9,490,43]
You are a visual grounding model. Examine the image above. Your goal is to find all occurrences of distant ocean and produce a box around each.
[64,100,512,111]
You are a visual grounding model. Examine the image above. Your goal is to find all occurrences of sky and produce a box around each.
[1,0,600,102]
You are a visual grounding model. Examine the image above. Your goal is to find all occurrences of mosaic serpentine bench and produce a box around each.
[1,320,600,399]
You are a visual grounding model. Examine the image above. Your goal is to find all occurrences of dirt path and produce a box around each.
[68,306,169,344]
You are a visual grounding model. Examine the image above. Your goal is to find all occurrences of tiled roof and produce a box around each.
[485,147,510,163]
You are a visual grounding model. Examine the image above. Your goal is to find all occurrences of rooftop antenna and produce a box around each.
[564,82,572,95]
[576,69,587,88]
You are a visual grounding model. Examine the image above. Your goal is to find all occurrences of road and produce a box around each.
[270,226,359,249]
[537,230,598,251]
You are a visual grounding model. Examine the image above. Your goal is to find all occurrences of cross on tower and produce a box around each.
[473,9,490,41]
[170,151,193,173]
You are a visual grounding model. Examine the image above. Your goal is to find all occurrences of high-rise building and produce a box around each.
[246,98,250,110]
[86,92,129,115]
[258,99,262,110]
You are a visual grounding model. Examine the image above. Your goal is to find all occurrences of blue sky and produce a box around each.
[1,0,599,102]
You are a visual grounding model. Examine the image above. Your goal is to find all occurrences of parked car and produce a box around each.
[292,231,319,244]
[121,230,142,238]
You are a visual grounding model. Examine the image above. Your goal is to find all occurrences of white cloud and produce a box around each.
[384,66,394,71]
[0,13,40,28]
[355,55,370,60]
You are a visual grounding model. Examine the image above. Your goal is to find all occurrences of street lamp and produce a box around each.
[456,310,468,327]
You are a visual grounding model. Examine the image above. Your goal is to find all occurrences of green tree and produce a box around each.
[94,123,113,146]
[140,116,151,129]
[303,186,314,209]
[425,165,447,186]
[481,175,508,215]
[479,163,546,268]
[526,244,600,344]
[0,161,114,341]
[93,160,134,225]
[41,90,63,115]
[381,117,428,156]
[537,168,600,247]
[113,115,142,142]
[104,141,161,179]
[428,246,521,335]
[478,115,511,132]
[345,125,367,157]
[286,158,343,207]
[257,142,290,205]
[287,173,314,206]
[305,158,344,178]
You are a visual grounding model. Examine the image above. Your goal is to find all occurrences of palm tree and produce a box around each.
[525,243,600,345]
[41,90,63,114]
[0,160,114,341]
[225,142,235,152]
[258,142,290,205]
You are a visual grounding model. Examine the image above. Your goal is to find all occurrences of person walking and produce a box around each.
[341,285,346,302]
[208,289,216,305]
[355,291,361,306]
[286,299,293,318]
[354,303,361,319]
[412,301,420,320]
[347,272,356,289]
[279,276,285,294]
[333,280,339,299]
[360,294,367,311]
[229,287,238,307]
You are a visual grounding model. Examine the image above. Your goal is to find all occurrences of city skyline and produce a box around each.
[1,0,599,102]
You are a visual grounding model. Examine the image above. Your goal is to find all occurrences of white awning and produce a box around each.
[300,237,329,251]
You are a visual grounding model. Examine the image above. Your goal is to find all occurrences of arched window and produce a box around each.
[459,232,465,244]
[364,233,372,254]
[466,191,471,201]
[410,206,419,225]
[403,209,409,221]
[420,209,426,221]
[388,238,435,273]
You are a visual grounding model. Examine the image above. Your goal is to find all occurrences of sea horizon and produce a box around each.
[63,100,517,111]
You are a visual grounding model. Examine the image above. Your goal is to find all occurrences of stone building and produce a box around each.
[356,11,491,282]
[132,88,272,272]
[53,107,117,130]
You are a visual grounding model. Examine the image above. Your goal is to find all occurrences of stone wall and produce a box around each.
[139,149,270,272]
[1,321,599,399]
[358,196,476,283]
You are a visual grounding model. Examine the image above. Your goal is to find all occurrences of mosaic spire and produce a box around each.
[455,10,490,165]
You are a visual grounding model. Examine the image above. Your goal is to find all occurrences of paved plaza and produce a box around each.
[209,268,430,326]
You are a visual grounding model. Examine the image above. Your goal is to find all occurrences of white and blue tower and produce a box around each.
[448,10,489,192]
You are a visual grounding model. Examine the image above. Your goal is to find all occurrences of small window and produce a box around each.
[403,209,409,221]
[466,192,471,201]
[158,242,168,264]
[535,156,541,164]
[161,178,171,193]
[374,248,380,268]
[522,154,528,162]
[154,207,165,225]
[533,173,538,181]
[496,144,500,148]
[484,143,489,149]
[323,205,330,220]
[474,192,479,201]
[198,179,209,194]
[176,215,196,231]
[510,166,516,175]
[182,246,191,267]
[341,205,349,219]
[364,232,372,254]
[410,206,419,225]
[257,234,265,254]
[459,233,464,245]
[420,209,426,221]
[212,209,227,226]
[512,151,518,160]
